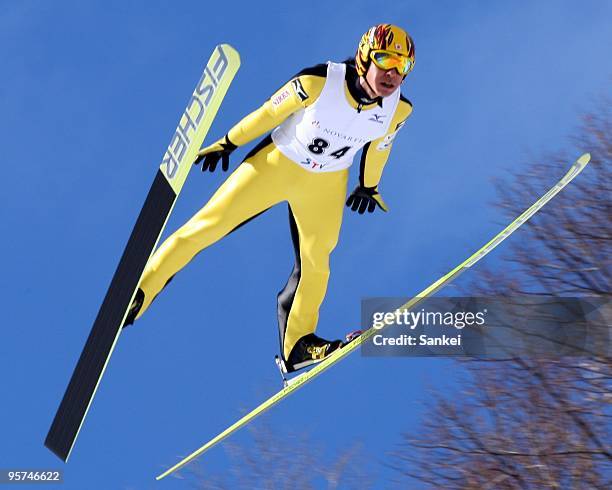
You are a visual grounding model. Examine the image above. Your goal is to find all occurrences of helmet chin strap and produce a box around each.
[357,73,378,102]
[363,75,378,98]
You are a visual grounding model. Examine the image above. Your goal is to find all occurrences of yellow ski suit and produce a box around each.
[136,61,412,359]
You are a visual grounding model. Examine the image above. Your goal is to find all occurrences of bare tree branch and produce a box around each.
[390,99,612,489]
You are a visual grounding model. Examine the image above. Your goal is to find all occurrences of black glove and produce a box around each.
[346,185,388,214]
[194,135,237,172]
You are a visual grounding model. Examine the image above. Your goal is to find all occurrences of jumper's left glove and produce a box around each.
[346,185,388,214]
[194,135,237,172]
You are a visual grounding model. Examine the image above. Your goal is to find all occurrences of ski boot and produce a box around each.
[275,331,363,386]
[122,288,144,328]
[122,276,175,329]
[275,332,343,376]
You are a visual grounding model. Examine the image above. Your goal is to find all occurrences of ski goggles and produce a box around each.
[370,50,413,75]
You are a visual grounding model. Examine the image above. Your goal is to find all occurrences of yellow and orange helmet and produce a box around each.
[355,24,415,77]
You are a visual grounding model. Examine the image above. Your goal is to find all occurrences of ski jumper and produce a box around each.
[135,61,412,359]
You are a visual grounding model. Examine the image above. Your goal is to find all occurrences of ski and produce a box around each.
[45,44,240,462]
[156,153,590,480]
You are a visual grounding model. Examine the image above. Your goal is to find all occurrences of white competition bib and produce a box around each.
[272,62,399,172]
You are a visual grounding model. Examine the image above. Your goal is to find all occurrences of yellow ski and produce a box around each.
[156,153,590,480]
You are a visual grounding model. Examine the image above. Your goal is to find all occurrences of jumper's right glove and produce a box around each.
[194,135,237,172]
[346,185,389,214]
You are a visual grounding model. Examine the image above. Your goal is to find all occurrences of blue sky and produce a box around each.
[2,1,610,488]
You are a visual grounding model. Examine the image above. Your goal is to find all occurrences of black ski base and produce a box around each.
[45,170,176,461]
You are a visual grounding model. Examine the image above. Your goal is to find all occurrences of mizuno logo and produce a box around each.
[292,78,309,102]
[369,114,386,124]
